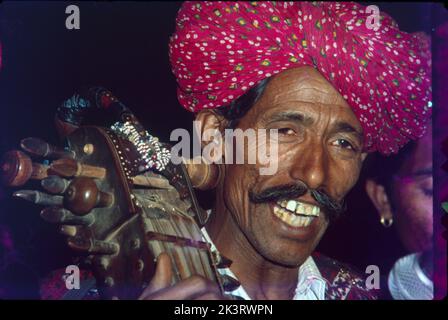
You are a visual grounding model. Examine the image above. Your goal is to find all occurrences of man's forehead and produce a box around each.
[263,66,349,108]
[244,67,364,135]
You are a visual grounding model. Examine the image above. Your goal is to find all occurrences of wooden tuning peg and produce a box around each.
[67,237,119,255]
[49,158,106,179]
[41,175,70,194]
[64,177,113,215]
[13,190,63,206]
[20,137,74,159]
[1,150,49,186]
[40,207,94,225]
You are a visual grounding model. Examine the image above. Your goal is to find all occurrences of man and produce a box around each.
[137,2,432,300]
[36,1,431,300]
[365,126,433,299]
[141,66,371,300]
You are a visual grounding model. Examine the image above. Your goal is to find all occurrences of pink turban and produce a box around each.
[169,1,432,155]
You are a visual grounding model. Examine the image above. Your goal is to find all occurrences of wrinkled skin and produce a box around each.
[140,66,367,300]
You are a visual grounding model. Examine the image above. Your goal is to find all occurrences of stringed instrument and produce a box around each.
[0,87,239,299]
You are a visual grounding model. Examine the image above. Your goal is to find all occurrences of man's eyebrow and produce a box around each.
[332,121,363,140]
[265,111,312,125]
[264,113,364,140]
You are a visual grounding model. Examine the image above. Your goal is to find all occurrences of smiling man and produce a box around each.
[137,2,432,300]
[201,66,366,300]
[366,126,433,299]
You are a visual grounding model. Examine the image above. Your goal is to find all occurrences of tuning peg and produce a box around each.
[1,150,49,186]
[49,158,106,179]
[40,207,94,225]
[64,177,113,216]
[41,175,70,194]
[220,274,241,292]
[13,190,63,206]
[31,163,49,180]
[67,237,119,255]
[183,157,222,190]
[20,137,75,159]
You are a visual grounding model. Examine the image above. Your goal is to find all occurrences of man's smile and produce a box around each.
[272,199,320,227]
[265,198,322,240]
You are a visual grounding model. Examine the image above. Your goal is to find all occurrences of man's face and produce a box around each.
[222,66,366,267]
[390,129,433,252]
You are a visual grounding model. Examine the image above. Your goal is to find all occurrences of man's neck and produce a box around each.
[205,200,300,300]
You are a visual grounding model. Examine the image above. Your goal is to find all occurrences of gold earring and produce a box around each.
[380,216,393,228]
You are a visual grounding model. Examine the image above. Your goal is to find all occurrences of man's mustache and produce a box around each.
[248,182,346,221]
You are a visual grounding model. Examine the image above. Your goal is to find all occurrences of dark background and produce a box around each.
[0,1,442,298]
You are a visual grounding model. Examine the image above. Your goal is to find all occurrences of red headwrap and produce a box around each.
[169,1,432,155]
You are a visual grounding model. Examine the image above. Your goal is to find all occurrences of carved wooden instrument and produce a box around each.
[0,87,237,299]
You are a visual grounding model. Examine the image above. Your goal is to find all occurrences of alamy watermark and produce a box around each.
[170,121,279,175]
[64,265,80,290]
[366,5,381,31]
[365,264,381,290]
[65,5,80,30]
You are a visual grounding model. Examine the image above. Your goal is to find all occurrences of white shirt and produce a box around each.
[201,227,327,300]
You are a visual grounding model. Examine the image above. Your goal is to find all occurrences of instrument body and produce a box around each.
[0,88,233,299]
[64,125,222,299]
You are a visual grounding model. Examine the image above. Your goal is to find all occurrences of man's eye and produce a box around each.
[332,139,355,150]
[278,128,296,136]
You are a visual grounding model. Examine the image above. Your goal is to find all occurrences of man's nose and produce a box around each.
[288,142,328,190]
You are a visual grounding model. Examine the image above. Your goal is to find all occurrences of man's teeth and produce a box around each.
[274,200,319,228]
[273,206,315,228]
[278,200,320,217]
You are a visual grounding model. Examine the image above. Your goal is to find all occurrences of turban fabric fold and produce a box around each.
[169,1,432,154]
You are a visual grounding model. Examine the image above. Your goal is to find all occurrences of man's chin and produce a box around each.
[264,251,311,269]
[253,239,316,268]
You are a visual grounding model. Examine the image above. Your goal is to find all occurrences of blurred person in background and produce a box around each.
[365,126,433,299]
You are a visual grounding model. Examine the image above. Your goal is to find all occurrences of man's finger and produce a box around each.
[139,252,173,299]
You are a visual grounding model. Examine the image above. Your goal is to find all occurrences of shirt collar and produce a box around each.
[201,227,327,300]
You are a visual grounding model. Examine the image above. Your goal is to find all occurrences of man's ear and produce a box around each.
[365,179,394,221]
[192,110,227,188]
[194,109,227,158]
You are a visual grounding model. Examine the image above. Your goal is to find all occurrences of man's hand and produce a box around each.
[138,252,227,300]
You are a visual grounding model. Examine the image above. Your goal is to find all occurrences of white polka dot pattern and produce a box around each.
[169,1,432,155]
